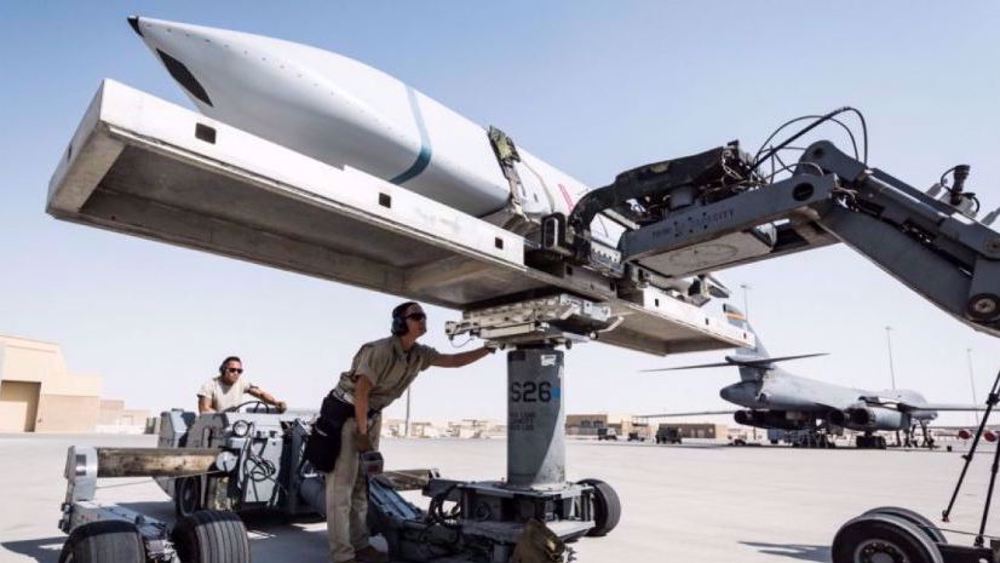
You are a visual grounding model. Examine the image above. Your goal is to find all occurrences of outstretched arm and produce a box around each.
[430,346,493,368]
[247,387,287,413]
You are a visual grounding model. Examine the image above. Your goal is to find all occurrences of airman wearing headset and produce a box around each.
[197,356,287,414]
[324,301,492,563]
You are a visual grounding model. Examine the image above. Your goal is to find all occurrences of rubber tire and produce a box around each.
[579,479,621,537]
[832,513,943,563]
[172,510,251,563]
[175,476,203,518]
[58,520,146,563]
[862,506,947,545]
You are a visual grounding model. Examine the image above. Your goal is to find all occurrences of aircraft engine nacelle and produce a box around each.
[841,407,908,431]
[733,410,806,430]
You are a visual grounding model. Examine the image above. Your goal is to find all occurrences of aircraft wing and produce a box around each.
[634,410,738,419]
[640,352,828,372]
[895,402,988,413]
[640,362,735,372]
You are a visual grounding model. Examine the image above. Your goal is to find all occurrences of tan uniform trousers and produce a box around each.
[325,415,381,563]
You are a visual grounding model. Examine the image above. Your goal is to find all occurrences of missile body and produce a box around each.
[129,17,591,223]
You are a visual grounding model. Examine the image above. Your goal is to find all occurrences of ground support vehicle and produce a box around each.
[60,354,622,563]
[596,428,618,441]
[654,425,682,445]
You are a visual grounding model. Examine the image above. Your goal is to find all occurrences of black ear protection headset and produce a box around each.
[391,301,419,336]
[219,355,242,375]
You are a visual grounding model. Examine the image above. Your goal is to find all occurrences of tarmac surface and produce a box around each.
[0,433,996,562]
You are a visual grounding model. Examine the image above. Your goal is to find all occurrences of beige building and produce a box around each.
[0,335,148,433]
[566,413,650,438]
[97,399,152,434]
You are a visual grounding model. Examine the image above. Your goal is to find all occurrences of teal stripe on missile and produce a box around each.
[390,86,432,185]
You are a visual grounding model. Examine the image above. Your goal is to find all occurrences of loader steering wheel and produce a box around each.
[224,400,276,414]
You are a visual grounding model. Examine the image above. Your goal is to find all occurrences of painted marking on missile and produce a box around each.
[557,183,575,210]
[390,86,432,185]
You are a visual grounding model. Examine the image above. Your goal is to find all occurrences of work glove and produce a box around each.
[355,431,373,452]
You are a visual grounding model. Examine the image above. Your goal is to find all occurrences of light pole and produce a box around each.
[967,348,980,426]
[740,283,752,319]
[885,326,900,446]
[884,326,897,390]
[405,388,411,438]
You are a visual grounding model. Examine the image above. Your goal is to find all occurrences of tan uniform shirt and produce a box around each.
[335,336,440,411]
[197,376,257,412]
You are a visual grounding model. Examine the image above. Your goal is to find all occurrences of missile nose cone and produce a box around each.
[127,16,143,37]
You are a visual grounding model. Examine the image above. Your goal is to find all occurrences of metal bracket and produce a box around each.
[445,294,619,348]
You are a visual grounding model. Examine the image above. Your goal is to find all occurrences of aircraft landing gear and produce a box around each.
[855,433,887,449]
[788,429,835,448]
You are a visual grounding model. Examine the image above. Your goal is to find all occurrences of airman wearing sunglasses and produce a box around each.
[323,301,493,563]
[197,355,287,414]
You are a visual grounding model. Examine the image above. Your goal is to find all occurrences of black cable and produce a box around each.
[755,114,860,166]
[753,107,868,173]
[235,422,280,507]
[935,165,980,212]
[763,161,826,182]
[938,166,961,193]
[426,485,462,529]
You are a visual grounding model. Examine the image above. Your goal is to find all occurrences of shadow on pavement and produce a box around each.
[740,540,830,562]
[1,536,64,563]
[2,507,347,563]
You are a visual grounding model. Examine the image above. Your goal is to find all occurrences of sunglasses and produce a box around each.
[226,368,244,374]
[406,312,427,322]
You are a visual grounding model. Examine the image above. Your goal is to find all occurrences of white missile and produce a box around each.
[127,16,592,225]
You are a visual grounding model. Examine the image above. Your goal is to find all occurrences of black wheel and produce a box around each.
[172,510,250,563]
[862,506,947,545]
[832,513,943,563]
[175,476,203,518]
[59,520,145,563]
[579,479,621,537]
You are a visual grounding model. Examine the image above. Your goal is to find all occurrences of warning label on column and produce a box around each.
[509,410,536,432]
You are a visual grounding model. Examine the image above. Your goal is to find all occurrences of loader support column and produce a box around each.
[507,347,565,489]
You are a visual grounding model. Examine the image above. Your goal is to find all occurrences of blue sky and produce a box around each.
[2,2,998,426]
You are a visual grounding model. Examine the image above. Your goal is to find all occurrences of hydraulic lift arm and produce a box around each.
[541,139,1000,337]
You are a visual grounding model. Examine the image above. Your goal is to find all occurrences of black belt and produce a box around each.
[326,389,381,419]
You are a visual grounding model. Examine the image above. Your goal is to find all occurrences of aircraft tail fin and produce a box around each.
[723,304,769,359]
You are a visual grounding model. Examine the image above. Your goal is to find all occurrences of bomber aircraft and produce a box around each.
[640,305,984,449]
